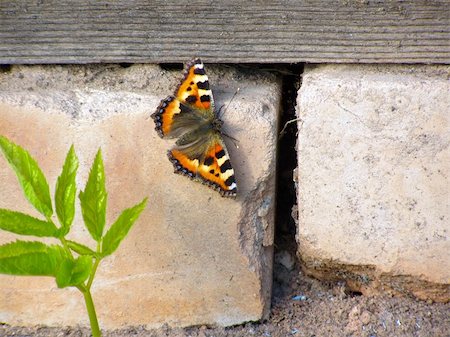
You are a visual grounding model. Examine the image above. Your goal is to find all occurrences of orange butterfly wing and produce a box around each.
[176,59,213,111]
[169,140,237,197]
[152,58,214,138]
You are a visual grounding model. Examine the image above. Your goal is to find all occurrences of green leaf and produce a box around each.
[56,255,92,288]
[0,240,64,276]
[55,145,79,235]
[102,197,148,257]
[0,209,59,237]
[70,255,92,285]
[66,240,96,256]
[0,135,53,218]
[79,149,107,242]
[55,258,72,287]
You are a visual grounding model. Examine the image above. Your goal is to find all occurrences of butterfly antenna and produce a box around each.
[223,132,240,149]
[218,87,240,119]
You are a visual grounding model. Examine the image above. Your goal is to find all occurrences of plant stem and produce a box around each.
[59,236,75,260]
[87,241,102,290]
[80,242,102,335]
[49,216,75,261]
[87,257,101,290]
[79,286,102,337]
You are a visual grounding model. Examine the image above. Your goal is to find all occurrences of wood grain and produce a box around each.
[0,1,449,64]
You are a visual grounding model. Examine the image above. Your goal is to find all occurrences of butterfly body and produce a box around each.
[151,58,237,198]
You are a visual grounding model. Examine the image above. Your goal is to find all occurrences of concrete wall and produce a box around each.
[0,64,280,328]
[0,61,448,330]
[296,65,450,302]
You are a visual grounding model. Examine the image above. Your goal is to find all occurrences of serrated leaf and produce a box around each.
[66,240,96,256]
[0,136,53,217]
[55,145,78,235]
[0,240,64,276]
[56,255,92,288]
[79,149,107,242]
[55,258,73,287]
[0,209,59,237]
[70,255,92,285]
[102,197,148,257]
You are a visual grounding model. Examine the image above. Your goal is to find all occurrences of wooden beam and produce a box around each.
[1,1,449,64]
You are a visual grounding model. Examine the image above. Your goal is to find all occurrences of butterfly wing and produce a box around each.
[176,58,215,114]
[151,58,214,138]
[196,137,237,197]
[169,134,237,197]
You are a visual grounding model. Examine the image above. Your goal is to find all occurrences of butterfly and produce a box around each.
[151,58,237,198]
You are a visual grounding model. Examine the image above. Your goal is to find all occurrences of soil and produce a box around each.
[1,255,449,337]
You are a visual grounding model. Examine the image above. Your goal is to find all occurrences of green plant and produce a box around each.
[0,135,147,337]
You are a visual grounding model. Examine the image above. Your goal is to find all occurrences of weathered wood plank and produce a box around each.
[0,0,449,64]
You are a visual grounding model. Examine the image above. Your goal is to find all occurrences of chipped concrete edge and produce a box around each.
[237,86,281,319]
[238,172,277,319]
[298,255,450,303]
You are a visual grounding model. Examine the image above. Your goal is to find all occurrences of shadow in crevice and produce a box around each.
[158,62,184,71]
[272,63,303,305]
[0,64,12,73]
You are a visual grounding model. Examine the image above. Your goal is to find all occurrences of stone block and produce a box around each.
[296,64,449,302]
[0,63,279,327]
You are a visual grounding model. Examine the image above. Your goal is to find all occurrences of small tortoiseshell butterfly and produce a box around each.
[151,58,237,198]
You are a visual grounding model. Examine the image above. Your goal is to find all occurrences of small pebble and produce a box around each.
[276,250,295,270]
[292,295,307,301]
[360,310,371,325]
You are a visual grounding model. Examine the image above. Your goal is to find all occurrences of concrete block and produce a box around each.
[0,64,279,327]
[296,64,449,302]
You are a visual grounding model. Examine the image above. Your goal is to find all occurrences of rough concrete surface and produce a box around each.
[0,63,280,328]
[296,64,450,302]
